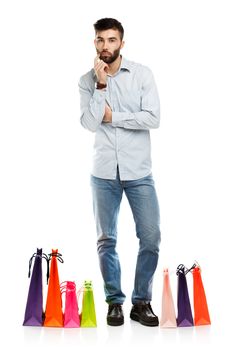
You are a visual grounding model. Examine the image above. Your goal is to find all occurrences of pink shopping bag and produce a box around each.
[60,281,80,328]
[160,268,177,328]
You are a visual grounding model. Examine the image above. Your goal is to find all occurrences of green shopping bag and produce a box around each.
[80,280,97,327]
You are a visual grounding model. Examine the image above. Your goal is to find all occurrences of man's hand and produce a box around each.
[94,55,108,84]
[103,104,112,123]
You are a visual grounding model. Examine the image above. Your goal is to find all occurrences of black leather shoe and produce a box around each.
[130,301,159,326]
[107,304,124,326]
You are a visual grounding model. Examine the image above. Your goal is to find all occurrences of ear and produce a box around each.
[121,40,125,49]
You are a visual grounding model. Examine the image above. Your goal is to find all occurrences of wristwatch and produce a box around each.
[96,82,107,90]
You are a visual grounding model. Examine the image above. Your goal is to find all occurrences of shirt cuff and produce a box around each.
[92,88,106,103]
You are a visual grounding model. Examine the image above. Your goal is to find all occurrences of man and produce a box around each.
[79,18,161,327]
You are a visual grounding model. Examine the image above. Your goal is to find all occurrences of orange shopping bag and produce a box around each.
[44,249,64,327]
[160,268,177,328]
[191,263,211,326]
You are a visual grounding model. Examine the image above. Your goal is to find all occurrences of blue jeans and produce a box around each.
[90,169,161,305]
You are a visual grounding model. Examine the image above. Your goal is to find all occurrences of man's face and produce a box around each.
[94,29,124,64]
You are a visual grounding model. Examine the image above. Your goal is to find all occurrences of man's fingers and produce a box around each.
[95,61,108,71]
[95,61,104,69]
[94,55,100,65]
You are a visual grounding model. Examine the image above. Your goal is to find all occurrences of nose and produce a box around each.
[103,40,110,51]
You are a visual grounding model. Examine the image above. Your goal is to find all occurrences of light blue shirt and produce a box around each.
[78,56,160,180]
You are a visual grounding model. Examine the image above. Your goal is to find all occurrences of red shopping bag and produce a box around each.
[191,264,211,326]
[44,249,64,327]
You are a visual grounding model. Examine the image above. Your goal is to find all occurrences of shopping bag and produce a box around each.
[191,264,211,326]
[176,264,194,327]
[23,248,49,326]
[160,268,177,328]
[60,281,80,328]
[80,280,97,327]
[44,249,64,327]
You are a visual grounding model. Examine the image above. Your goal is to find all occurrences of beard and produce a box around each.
[98,46,121,64]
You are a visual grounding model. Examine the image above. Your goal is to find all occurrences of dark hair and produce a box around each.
[93,18,124,40]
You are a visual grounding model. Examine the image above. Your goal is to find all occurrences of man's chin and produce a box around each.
[101,55,120,64]
[101,57,114,64]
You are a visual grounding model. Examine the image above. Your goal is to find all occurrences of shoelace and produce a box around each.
[140,302,154,313]
[109,304,122,312]
[28,250,50,284]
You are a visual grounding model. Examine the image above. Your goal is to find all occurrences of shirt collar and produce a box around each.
[92,56,131,79]
[119,56,131,72]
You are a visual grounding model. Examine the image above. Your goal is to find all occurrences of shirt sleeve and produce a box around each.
[78,75,106,132]
[111,67,160,130]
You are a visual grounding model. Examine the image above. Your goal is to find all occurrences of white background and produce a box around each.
[0,0,234,349]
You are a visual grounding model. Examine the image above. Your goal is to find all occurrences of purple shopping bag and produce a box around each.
[176,264,194,327]
[23,248,49,326]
